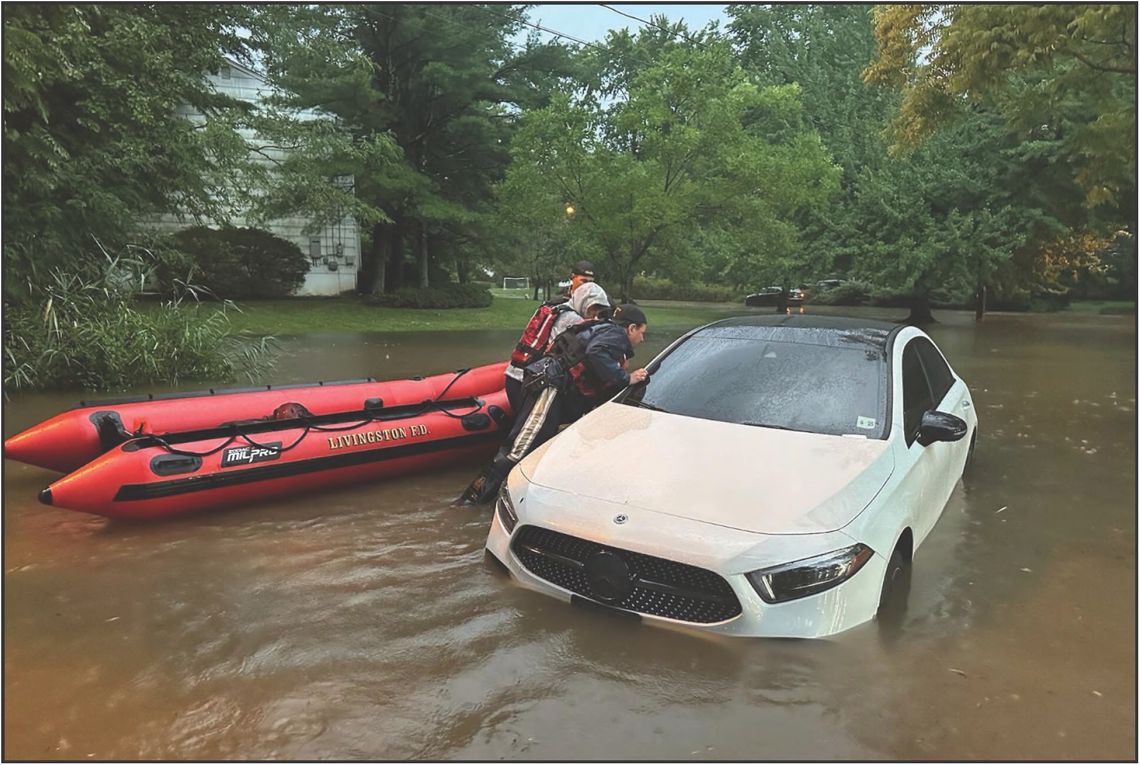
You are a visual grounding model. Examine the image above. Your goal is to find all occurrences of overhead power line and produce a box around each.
[477,4,606,51]
[598,4,708,48]
[366,4,602,62]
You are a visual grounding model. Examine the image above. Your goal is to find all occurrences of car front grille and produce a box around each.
[510,525,742,624]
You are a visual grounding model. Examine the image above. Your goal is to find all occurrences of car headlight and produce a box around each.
[745,544,873,604]
[495,484,518,535]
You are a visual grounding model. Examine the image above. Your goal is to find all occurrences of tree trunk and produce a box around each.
[975,283,987,322]
[365,222,388,295]
[906,294,935,325]
[386,220,405,292]
[456,254,469,285]
[620,272,633,304]
[416,221,429,289]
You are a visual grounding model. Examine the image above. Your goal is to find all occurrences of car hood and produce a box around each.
[518,403,894,535]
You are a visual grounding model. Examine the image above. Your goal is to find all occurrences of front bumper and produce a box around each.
[484,481,888,639]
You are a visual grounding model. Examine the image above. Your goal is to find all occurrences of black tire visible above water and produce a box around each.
[963,430,978,479]
[877,544,912,620]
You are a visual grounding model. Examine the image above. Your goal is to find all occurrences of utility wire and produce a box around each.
[369,4,604,59]
[598,4,709,48]
[477,4,606,51]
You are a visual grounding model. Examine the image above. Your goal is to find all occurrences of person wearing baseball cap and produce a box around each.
[568,260,595,294]
[579,303,648,397]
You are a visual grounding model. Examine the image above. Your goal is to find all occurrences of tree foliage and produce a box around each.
[2,5,261,286]
[500,28,839,301]
[730,3,1135,320]
[864,4,1136,208]
[255,4,580,294]
[2,2,1133,344]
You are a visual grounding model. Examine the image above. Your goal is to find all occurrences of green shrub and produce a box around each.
[3,251,277,393]
[1028,290,1072,312]
[364,283,492,309]
[145,242,203,298]
[631,277,738,302]
[810,280,873,306]
[170,226,309,299]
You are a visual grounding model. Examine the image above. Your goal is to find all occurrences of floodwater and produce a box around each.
[3,306,1136,760]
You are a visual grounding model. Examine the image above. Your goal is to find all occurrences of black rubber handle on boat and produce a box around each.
[433,367,471,404]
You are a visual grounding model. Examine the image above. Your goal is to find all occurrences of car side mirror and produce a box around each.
[917,410,968,447]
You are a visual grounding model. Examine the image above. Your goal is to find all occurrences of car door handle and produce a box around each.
[960,401,972,409]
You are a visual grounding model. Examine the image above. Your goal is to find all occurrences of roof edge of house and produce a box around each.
[220,54,267,84]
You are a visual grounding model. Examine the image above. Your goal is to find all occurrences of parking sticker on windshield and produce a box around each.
[856,416,877,430]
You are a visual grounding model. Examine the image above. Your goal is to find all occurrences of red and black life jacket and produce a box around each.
[510,298,573,368]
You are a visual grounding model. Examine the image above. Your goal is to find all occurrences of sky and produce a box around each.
[520,4,730,45]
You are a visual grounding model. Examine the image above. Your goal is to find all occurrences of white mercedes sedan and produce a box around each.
[484,315,977,639]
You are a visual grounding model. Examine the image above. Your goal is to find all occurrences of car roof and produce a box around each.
[693,314,902,350]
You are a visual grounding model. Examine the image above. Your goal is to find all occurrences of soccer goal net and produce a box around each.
[502,276,530,290]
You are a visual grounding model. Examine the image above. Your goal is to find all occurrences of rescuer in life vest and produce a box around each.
[459,303,649,505]
[504,281,611,412]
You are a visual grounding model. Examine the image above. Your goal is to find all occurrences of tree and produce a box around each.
[256,4,579,294]
[501,31,839,302]
[730,3,1133,322]
[728,4,895,290]
[864,4,1136,209]
[2,5,261,290]
[728,4,894,181]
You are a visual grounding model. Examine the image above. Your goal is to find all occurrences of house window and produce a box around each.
[221,65,232,79]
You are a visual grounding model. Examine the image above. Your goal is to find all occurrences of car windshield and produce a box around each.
[619,334,889,439]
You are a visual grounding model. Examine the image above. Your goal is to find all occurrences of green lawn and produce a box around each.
[1063,299,1136,315]
[186,295,748,336]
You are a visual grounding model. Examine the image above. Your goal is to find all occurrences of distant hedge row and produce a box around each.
[631,277,739,302]
[365,283,492,309]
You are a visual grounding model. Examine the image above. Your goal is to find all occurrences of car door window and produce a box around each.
[902,343,934,446]
[914,338,955,406]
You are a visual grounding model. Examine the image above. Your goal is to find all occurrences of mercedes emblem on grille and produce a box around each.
[584,550,633,603]
[613,514,628,525]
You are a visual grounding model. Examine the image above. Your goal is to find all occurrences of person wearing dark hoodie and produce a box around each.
[459,303,648,505]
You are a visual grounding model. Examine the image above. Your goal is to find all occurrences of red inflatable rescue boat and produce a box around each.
[5,362,508,473]
[6,362,514,519]
[38,388,511,520]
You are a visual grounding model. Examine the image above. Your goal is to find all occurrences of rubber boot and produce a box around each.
[457,454,514,506]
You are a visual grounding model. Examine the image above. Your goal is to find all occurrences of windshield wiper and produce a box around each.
[631,399,672,414]
[740,421,809,433]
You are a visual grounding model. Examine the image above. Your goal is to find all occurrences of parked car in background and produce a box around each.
[485,315,977,638]
[815,279,846,291]
[745,287,803,308]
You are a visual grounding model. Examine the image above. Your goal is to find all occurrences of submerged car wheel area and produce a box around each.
[486,315,977,638]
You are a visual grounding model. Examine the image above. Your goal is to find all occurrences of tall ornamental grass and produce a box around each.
[3,250,277,393]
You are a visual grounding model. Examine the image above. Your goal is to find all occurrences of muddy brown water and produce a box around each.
[3,306,1136,760]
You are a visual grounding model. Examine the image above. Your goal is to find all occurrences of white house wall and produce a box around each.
[153,60,361,297]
